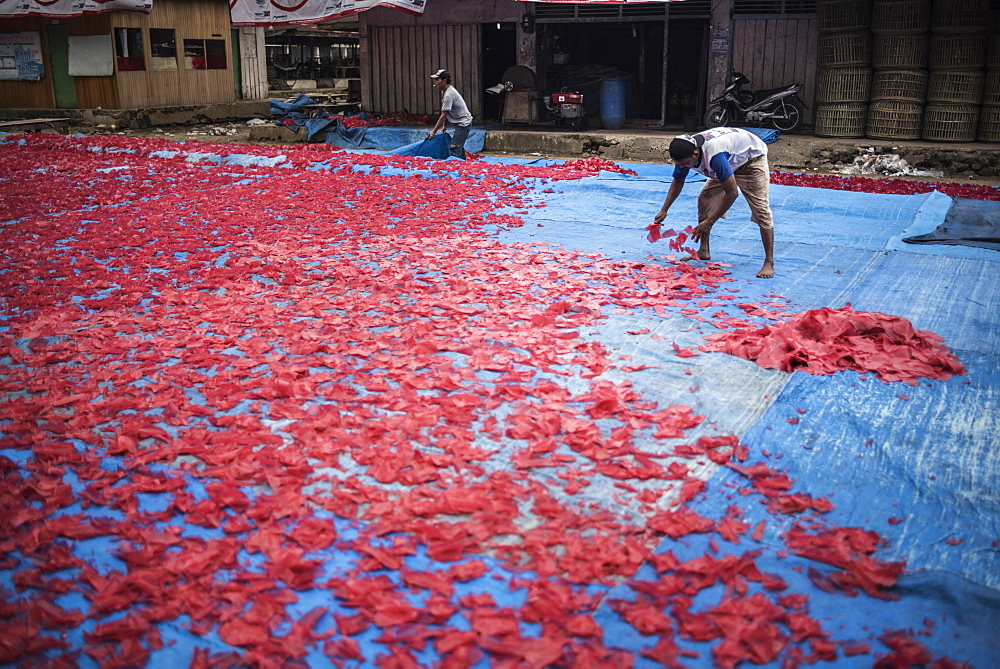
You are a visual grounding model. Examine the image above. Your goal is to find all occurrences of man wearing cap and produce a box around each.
[427,69,474,159]
[653,126,775,279]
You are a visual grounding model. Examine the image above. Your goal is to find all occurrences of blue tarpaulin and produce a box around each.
[391,133,453,159]
[269,93,316,114]
[493,167,1000,666]
[325,123,490,154]
[268,98,491,154]
[739,127,781,144]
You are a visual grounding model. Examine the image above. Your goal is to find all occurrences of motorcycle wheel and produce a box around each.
[769,99,803,132]
[704,105,730,129]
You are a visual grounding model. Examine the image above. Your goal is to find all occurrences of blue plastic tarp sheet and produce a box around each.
[391,133,452,159]
[903,195,1000,251]
[324,124,489,154]
[268,93,316,114]
[738,127,781,144]
[500,168,999,664]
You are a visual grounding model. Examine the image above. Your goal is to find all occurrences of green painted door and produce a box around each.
[231,29,242,100]
[45,24,76,108]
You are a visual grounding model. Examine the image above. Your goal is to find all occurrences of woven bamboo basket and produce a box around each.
[922,103,979,142]
[984,69,1000,106]
[871,0,930,34]
[815,103,869,137]
[818,31,872,67]
[931,0,989,33]
[988,34,1000,69]
[929,34,986,70]
[977,105,1000,142]
[872,33,929,70]
[817,0,872,33]
[867,100,923,139]
[871,69,928,102]
[816,67,872,103]
[927,69,985,104]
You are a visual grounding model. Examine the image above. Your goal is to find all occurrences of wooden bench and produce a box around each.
[0,117,72,134]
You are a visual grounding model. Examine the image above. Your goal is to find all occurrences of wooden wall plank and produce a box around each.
[237,27,268,100]
[415,25,427,114]
[802,18,817,119]
[731,21,748,82]
[76,75,120,109]
[373,27,386,113]
[774,19,786,85]
[761,20,777,87]
[737,22,753,79]
[732,17,817,125]
[404,26,415,114]
[751,20,767,87]
[367,24,482,119]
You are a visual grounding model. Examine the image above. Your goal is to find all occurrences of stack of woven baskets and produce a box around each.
[815,0,994,142]
[978,24,1000,140]
[866,0,930,140]
[815,0,872,137]
[923,0,989,141]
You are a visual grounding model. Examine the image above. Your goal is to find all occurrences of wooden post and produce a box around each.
[708,0,733,118]
[516,6,536,72]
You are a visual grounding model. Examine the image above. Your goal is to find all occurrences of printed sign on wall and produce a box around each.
[0,31,43,81]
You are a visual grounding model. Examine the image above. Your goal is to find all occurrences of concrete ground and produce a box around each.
[4,98,998,186]
[481,127,1000,187]
[117,121,1000,188]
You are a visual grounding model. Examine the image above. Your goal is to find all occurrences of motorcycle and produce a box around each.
[704,72,806,133]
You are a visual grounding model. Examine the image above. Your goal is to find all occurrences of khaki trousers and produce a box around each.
[697,155,774,230]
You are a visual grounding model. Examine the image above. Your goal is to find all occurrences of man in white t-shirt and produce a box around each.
[653,127,775,278]
[427,68,474,159]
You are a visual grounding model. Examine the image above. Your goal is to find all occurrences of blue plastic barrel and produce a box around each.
[600,77,626,130]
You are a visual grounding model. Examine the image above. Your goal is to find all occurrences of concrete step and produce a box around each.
[482,127,1000,182]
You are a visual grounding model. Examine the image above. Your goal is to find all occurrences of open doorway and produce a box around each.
[536,22,664,123]
[481,23,517,123]
[665,19,710,125]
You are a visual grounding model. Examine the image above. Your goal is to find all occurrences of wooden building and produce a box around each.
[0,0,267,110]
[359,0,818,127]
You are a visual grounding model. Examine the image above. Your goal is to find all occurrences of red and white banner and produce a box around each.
[0,0,151,17]
[230,0,425,26]
[519,0,679,3]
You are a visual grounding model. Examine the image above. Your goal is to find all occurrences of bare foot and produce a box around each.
[756,262,774,279]
[681,249,712,262]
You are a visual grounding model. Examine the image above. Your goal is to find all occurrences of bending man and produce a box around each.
[654,127,775,279]
[427,68,474,159]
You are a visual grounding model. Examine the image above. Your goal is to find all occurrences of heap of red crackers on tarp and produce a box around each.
[701,304,966,385]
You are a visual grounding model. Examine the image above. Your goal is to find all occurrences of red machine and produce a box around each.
[550,93,582,104]
[543,92,584,126]
[487,66,586,128]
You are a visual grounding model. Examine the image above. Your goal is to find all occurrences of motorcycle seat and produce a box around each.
[754,85,795,98]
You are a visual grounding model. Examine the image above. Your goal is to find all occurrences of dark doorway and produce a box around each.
[481,23,517,122]
[536,22,664,122]
[665,19,710,124]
